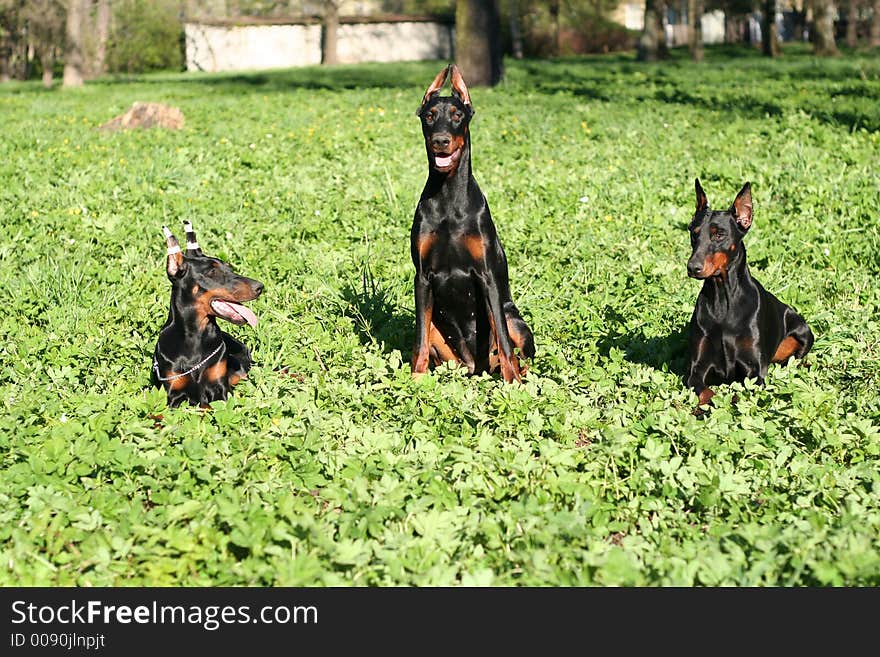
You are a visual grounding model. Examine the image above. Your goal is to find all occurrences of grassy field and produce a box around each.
[1,45,878,586]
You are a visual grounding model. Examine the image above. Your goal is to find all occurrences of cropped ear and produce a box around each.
[417,64,451,116]
[731,182,753,231]
[183,220,203,256]
[695,178,708,213]
[449,64,473,114]
[163,225,186,278]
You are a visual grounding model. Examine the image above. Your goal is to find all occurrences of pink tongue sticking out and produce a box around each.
[212,300,258,327]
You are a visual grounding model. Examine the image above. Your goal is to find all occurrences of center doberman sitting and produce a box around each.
[410,63,535,382]
[686,179,814,410]
[152,221,264,407]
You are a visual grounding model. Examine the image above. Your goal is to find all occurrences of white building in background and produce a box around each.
[613,2,727,45]
[184,15,454,73]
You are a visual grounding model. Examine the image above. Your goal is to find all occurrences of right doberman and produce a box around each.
[410,63,535,382]
[685,179,814,411]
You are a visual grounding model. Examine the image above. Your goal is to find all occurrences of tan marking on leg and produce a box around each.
[429,321,460,364]
[698,388,715,406]
[772,336,801,363]
[506,318,529,374]
[411,305,433,376]
[488,312,522,383]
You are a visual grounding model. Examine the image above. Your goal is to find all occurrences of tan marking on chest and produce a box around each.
[168,374,189,391]
[204,359,227,383]
[417,234,436,260]
[736,336,754,351]
[462,234,485,260]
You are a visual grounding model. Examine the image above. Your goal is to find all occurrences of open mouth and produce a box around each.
[432,147,461,171]
[211,299,258,327]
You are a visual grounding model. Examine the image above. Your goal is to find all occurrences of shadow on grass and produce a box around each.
[340,266,413,356]
[595,304,689,378]
[86,46,880,130]
[97,60,448,95]
[515,44,880,132]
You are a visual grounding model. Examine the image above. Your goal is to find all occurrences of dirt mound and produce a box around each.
[99,102,185,131]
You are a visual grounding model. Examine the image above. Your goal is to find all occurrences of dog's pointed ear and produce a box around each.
[731,182,753,231]
[449,64,474,114]
[417,64,451,116]
[695,178,708,213]
[183,220,203,256]
[163,226,186,278]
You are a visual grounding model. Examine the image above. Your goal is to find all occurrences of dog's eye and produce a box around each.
[425,113,435,124]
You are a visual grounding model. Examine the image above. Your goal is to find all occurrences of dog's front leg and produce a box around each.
[411,274,434,376]
[687,334,717,411]
[480,271,522,383]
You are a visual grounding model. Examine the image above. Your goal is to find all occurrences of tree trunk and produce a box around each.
[871,0,880,45]
[811,0,840,54]
[507,0,523,59]
[550,0,561,55]
[763,0,780,55]
[455,0,503,87]
[689,0,704,60]
[40,46,55,88]
[0,37,11,82]
[638,0,668,61]
[63,0,85,87]
[322,0,338,65]
[94,0,111,76]
[843,0,857,46]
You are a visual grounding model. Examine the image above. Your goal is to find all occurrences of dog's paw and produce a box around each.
[692,405,711,419]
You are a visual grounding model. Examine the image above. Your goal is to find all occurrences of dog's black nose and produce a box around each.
[253,281,264,296]
[687,261,703,277]
[431,135,450,150]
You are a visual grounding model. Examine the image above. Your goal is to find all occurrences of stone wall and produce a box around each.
[185,16,454,73]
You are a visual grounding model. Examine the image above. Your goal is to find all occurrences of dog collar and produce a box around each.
[153,341,225,382]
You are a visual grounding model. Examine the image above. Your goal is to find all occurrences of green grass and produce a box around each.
[1,44,879,586]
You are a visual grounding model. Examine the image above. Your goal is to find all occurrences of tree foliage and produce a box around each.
[108,0,182,74]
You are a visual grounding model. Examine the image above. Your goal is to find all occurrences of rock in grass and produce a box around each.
[99,102,185,131]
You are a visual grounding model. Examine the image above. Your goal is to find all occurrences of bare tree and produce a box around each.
[20,0,65,87]
[455,0,502,87]
[93,0,111,76]
[0,0,24,82]
[638,0,668,61]
[689,0,704,60]
[843,0,857,46]
[63,0,85,86]
[762,0,779,55]
[507,0,523,59]
[549,0,561,55]
[872,0,880,45]
[811,0,840,54]
[322,0,338,65]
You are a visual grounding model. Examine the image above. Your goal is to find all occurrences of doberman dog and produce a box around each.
[686,179,813,410]
[411,63,535,382]
[152,221,264,407]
